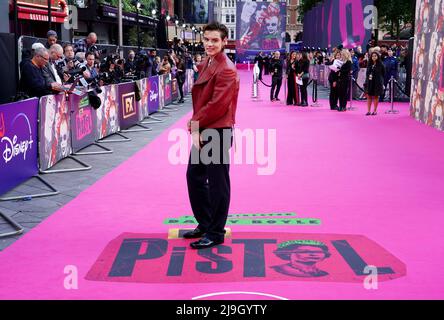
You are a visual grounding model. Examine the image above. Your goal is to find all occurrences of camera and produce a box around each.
[89,45,107,56]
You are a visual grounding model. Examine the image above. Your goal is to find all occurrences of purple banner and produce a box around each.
[172,78,178,101]
[70,93,97,153]
[137,78,150,122]
[236,1,287,61]
[148,76,160,114]
[0,98,39,196]
[39,94,72,171]
[117,82,139,130]
[96,84,120,140]
[164,75,172,105]
[159,75,166,110]
[303,0,374,49]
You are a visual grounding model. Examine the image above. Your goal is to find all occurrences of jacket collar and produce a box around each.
[195,51,226,85]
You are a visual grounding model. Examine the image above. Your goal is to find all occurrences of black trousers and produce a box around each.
[300,78,309,103]
[329,83,339,109]
[338,80,350,110]
[270,76,282,100]
[186,128,232,241]
[177,79,184,100]
[287,75,299,105]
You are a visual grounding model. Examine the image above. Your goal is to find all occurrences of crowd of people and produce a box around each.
[18,30,207,105]
[254,40,411,115]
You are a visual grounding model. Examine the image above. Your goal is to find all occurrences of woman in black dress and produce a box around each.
[364,51,385,115]
[297,52,310,106]
[286,51,299,106]
[337,49,352,112]
[325,51,342,110]
[175,56,186,103]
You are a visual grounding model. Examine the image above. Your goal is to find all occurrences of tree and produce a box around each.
[98,0,158,17]
[375,0,414,40]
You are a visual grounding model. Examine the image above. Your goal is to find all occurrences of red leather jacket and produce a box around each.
[191,52,239,131]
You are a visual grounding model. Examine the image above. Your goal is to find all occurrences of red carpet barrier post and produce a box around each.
[96,84,132,143]
[117,81,152,133]
[386,76,400,115]
[347,73,356,111]
[252,62,261,102]
[39,93,91,174]
[0,98,58,236]
[70,92,113,155]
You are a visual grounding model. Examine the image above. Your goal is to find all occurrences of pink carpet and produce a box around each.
[0,71,444,300]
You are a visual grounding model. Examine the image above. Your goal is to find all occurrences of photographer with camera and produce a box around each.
[57,44,82,74]
[124,50,137,76]
[134,50,152,79]
[74,33,104,58]
[83,52,98,83]
[99,54,124,85]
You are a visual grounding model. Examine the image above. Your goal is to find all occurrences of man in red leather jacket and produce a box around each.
[185,22,240,249]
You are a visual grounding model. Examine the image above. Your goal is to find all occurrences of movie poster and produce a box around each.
[39,94,72,171]
[410,0,444,131]
[96,84,120,140]
[236,0,287,61]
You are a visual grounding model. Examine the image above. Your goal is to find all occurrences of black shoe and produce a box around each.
[183,228,205,239]
[178,99,185,104]
[365,112,371,116]
[371,112,377,116]
[190,237,224,249]
[275,98,281,101]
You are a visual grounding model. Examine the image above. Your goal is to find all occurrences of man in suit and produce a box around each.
[43,44,66,92]
[185,22,240,249]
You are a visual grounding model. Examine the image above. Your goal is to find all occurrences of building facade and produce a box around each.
[287,0,303,42]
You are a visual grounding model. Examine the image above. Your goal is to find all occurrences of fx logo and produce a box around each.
[0,113,5,138]
[122,93,136,119]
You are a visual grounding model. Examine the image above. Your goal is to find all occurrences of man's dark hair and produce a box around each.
[203,22,229,40]
[86,52,95,59]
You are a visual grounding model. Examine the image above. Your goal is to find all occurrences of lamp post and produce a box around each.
[131,0,143,51]
[118,0,123,51]
[47,0,52,30]
[166,13,171,47]
[174,15,179,37]
[182,23,187,41]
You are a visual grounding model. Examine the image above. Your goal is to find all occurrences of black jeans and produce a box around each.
[186,128,233,242]
[270,76,282,100]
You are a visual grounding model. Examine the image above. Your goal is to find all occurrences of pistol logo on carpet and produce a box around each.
[164,212,321,226]
[86,232,406,284]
